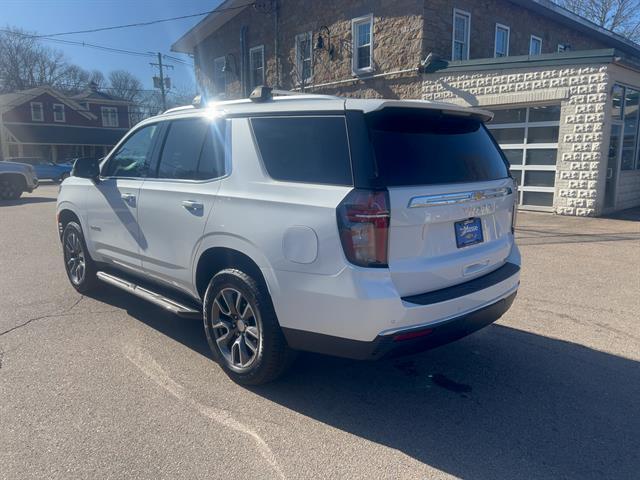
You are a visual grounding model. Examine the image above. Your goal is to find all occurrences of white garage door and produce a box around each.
[487,105,560,210]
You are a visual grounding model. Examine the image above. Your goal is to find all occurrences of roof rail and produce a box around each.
[163,104,195,114]
[249,85,305,102]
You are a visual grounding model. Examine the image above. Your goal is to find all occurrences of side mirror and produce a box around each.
[72,157,100,182]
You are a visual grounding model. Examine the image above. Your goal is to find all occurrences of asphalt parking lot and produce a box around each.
[1,184,639,480]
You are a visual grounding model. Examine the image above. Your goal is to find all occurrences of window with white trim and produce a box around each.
[494,24,510,58]
[101,106,119,127]
[488,105,561,210]
[452,9,471,61]
[53,103,65,123]
[352,14,374,74]
[530,35,543,55]
[30,102,43,122]
[249,45,265,90]
[213,56,226,95]
[557,43,570,53]
[295,32,313,83]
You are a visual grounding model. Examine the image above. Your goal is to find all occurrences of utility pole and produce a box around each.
[150,53,173,111]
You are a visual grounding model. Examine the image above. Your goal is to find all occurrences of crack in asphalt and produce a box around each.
[0,295,85,337]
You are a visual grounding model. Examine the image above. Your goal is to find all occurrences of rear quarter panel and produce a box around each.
[196,117,352,293]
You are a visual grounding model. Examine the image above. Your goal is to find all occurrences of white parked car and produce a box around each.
[56,88,520,385]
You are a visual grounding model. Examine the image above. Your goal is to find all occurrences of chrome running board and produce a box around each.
[96,271,201,318]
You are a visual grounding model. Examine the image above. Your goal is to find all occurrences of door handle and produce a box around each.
[181,200,204,211]
[606,167,613,180]
[121,193,136,207]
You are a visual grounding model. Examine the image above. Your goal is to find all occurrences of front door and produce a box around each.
[604,124,622,209]
[84,123,161,271]
[137,117,229,295]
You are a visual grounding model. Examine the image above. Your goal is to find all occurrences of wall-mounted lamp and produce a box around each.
[315,26,335,61]
[419,52,449,74]
[223,54,238,74]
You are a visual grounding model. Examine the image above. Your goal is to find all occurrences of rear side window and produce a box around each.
[251,116,353,186]
[198,121,228,180]
[365,108,509,186]
[157,118,227,180]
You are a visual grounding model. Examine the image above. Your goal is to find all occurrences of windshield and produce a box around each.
[365,108,509,186]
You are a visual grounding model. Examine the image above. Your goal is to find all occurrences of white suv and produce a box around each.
[57,88,520,385]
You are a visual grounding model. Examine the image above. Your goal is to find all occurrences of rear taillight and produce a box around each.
[337,189,390,268]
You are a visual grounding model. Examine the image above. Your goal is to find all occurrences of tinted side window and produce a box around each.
[157,119,208,180]
[251,116,353,186]
[196,120,228,180]
[104,124,159,178]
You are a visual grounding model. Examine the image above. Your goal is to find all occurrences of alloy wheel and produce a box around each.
[64,231,86,285]
[210,288,261,370]
[0,180,16,200]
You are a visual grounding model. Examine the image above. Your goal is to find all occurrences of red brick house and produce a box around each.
[0,85,132,162]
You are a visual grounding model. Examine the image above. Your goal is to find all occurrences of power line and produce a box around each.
[162,54,193,66]
[0,28,154,58]
[33,3,255,38]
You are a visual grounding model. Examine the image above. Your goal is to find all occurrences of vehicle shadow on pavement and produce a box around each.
[0,196,56,206]
[89,285,639,479]
[253,327,639,480]
[87,284,211,358]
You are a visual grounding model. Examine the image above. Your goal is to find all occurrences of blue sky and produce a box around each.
[2,0,222,90]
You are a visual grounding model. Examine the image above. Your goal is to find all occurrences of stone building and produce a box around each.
[172,0,640,215]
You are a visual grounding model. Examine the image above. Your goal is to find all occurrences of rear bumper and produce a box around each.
[271,242,521,346]
[282,290,517,360]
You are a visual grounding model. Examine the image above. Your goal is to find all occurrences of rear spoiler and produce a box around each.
[345,99,494,122]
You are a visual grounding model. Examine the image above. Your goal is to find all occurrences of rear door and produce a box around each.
[137,116,230,293]
[361,107,516,297]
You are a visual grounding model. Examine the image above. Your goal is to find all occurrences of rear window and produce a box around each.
[365,108,509,186]
[251,116,353,186]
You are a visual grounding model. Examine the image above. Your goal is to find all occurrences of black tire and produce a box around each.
[0,177,22,200]
[62,221,98,293]
[203,269,294,385]
[58,172,70,183]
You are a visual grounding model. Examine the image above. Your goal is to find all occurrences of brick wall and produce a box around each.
[423,0,607,61]
[195,0,425,100]
[422,64,611,216]
[192,0,610,101]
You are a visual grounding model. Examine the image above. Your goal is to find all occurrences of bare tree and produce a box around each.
[108,70,143,102]
[60,64,90,94]
[0,27,107,94]
[0,28,70,92]
[88,70,106,89]
[556,0,640,41]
